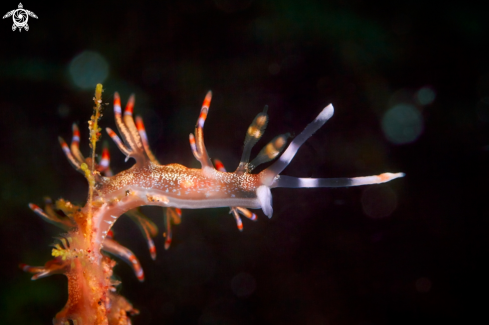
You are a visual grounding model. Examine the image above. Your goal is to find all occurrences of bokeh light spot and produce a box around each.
[231,272,256,297]
[416,86,436,105]
[69,51,109,89]
[382,104,423,144]
[361,185,397,219]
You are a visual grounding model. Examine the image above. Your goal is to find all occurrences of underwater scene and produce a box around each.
[1,1,486,324]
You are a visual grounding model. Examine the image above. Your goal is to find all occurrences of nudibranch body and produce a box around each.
[89,91,403,253]
[23,87,404,325]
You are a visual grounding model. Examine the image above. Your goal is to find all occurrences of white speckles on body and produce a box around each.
[90,162,265,249]
[97,162,261,202]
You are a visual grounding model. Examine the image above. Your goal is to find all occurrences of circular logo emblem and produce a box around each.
[2,3,38,32]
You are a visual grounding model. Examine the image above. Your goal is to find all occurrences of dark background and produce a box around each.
[1,0,487,324]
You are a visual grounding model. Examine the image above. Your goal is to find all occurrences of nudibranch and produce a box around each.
[22,85,404,324]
